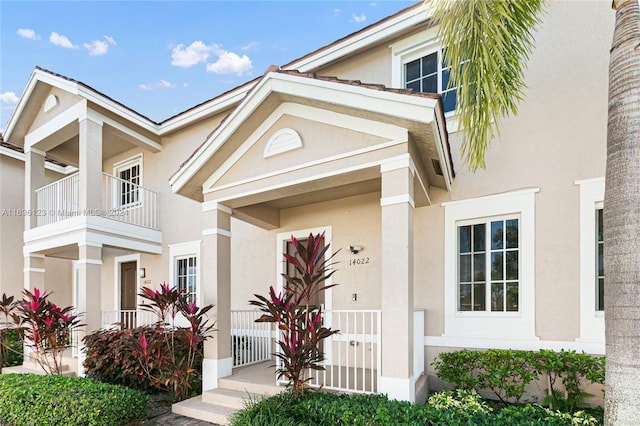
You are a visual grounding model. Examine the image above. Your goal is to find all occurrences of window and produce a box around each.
[443,188,537,341]
[113,155,142,207]
[596,208,604,311]
[458,218,520,313]
[169,241,201,306]
[176,255,197,304]
[405,51,457,113]
[576,177,604,345]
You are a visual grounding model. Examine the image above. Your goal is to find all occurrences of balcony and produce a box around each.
[35,172,159,230]
[25,172,162,255]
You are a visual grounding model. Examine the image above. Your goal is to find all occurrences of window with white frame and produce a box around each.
[458,217,520,313]
[442,188,537,341]
[176,255,197,304]
[169,241,201,306]
[113,155,142,207]
[576,177,604,345]
[596,207,604,312]
[391,31,458,115]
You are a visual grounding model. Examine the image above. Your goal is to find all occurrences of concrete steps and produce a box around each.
[172,372,283,425]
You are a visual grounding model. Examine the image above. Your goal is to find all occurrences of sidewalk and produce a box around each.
[142,413,220,425]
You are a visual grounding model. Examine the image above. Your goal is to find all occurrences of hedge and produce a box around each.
[0,374,148,426]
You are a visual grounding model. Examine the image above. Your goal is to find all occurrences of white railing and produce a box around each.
[102,173,158,230]
[101,310,160,330]
[231,310,273,368]
[275,309,381,394]
[36,173,80,226]
[35,172,159,230]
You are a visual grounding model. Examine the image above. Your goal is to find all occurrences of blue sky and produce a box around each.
[0,1,416,130]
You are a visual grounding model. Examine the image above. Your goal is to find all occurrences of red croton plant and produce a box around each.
[0,288,82,375]
[250,232,339,397]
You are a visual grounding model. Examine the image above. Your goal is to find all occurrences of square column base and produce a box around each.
[378,375,416,402]
[202,357,233,391]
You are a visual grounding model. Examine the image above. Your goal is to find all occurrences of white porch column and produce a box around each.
[76,243,102,375]
[379,160,415,402]
[23,253,46,363]
[24,148,45,230]
[201,202,233,390]
[78,115,103,212]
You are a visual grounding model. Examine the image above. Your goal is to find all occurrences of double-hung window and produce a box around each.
[458,217,520,313]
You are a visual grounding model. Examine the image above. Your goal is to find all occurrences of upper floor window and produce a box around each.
[458,217,520,312]
[596,208,604,311]
[113,154,142,207]
[405,51,457,113]
[391,32,458,116]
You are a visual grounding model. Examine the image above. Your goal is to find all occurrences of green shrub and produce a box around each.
[230,389,602,425]
[0,373,147,426]
[433,349,605,408]
[0,328,23,368]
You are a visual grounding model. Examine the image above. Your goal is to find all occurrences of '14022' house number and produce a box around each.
[349,257,370,266]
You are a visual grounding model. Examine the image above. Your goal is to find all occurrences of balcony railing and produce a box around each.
[101,310,160,329]
[35,172,159,230]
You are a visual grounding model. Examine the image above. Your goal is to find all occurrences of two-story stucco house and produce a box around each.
[0,1,613,422]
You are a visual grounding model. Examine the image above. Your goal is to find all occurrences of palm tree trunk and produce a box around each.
[604,0,640,424]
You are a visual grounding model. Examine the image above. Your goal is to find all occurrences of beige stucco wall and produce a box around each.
[0,154,72,301]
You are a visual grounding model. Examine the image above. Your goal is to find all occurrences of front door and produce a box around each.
[120,261,137,328]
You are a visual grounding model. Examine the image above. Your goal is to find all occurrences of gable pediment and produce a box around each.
[204,102,408,193]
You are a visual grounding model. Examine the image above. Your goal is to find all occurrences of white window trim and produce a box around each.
[390,29,459,132]
[442,188,539,340]
[576,177,605,344]
[169,241,201,305]
[112,154,143,208]
[113,153,143,187]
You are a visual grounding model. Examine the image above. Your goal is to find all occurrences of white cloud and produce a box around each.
[17,28,39,40]
[171,41,216,67]
[334,8,341,15]
[138,80,177,90]
[0,92,19,105]
[49,32,77,49]
[370,2,377,6]
[351,14,367,23]
[84,36,115,56]
[206,51,252,76]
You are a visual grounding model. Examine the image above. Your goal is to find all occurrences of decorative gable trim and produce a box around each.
[263,128,303,158]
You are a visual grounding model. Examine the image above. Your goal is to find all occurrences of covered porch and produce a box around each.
[170,68,452,402]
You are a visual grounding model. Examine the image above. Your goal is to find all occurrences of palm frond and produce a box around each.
[431,0,546,171]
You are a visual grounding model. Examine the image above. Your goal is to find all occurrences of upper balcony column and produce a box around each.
[379,158,415,402]
[24,147,46,231]
[78,115,103,212]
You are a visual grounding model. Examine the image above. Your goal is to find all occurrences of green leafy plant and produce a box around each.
[230,388,602,425]
[536,349,605,412]
[433,348,605,410]
[250,232,339,397]
[0,373,147,426]
[0,289,82,375]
